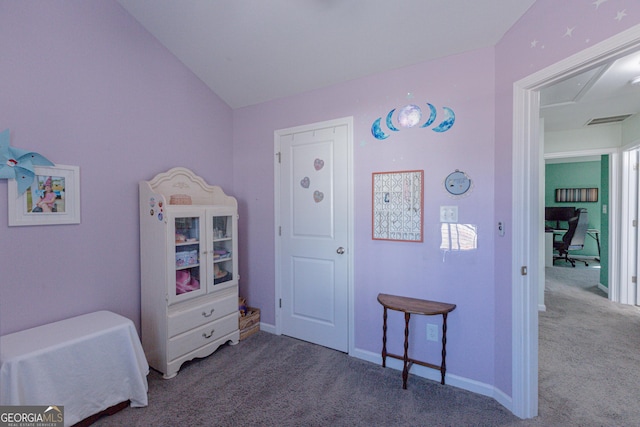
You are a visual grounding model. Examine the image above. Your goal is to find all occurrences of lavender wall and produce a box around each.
[234,0,640,397]
[0,1,233,335]
[493,0,640,393]
[2,0,639,403]
[233,48,498,385]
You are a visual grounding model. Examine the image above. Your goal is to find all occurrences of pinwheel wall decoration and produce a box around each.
[371,102,456,140]
[0,129,54,194]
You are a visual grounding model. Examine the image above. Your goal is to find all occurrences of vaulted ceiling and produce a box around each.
[117,1,640,132]
[117,0,536,108]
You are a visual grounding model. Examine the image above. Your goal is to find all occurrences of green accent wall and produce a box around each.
[600,155,609,287]
[545,161,601,258]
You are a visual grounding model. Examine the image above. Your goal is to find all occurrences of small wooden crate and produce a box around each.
[239,307,260,340]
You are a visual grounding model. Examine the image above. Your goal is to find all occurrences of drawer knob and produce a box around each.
[202,329,215,339]
[202,309,215,317]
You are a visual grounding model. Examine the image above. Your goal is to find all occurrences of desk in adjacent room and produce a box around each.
[377,293,456,389]
[587,229,601,260]
[0,311,149,427]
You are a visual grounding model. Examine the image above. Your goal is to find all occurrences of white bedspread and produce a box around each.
[0,310,149,426]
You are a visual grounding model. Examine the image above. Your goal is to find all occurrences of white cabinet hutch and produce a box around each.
[139,167,239,378]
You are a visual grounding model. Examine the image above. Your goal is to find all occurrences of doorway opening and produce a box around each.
[511,25,640,419]
[543,151,614,299]
[621,146,640,305]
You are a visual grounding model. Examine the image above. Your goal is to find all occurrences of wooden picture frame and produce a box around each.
[372,170,423,242]
[8,164,80,226]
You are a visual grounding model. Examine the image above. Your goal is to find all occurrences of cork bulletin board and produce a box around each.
[372,170,423,242]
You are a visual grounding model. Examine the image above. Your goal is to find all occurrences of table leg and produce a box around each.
[402,312,410,389]
[381,307,388,368]
[441,313,448,385]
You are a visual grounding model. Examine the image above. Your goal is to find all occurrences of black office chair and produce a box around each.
[553,208,589,267]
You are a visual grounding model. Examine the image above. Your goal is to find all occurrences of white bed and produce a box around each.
[0,311,149,426]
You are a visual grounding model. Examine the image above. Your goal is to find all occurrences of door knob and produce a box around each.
[336,247,345,254]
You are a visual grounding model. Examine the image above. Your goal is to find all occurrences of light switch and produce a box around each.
[440,206,458,223]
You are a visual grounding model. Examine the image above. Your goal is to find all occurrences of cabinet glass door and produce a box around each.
[212,215,234,287]
[173,215,203,300]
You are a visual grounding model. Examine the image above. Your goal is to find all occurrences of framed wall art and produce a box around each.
[8,164,80,226]
[555,187,598,202]
[372,170,423,242]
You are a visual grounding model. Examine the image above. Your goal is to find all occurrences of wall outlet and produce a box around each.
[426,323,438,341]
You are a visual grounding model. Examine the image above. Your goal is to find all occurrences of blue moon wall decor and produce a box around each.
[386,109,399,132]
[371,102,456,140]
[371,118,390,140]
[397,104,422,128]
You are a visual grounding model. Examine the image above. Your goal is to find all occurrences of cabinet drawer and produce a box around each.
[168,293,237,337]
[167,313,238,361]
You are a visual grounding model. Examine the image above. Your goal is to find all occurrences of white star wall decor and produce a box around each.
[593,0,608,9]
[615,10,627,21]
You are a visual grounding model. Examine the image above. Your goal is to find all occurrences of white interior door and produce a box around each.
[275,118,351,352]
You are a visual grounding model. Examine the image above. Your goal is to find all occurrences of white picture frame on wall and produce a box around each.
[8,164,80,226]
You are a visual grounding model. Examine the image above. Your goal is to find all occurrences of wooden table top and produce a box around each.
[377,293,456,315]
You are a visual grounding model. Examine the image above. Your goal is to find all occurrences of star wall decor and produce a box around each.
[0,129,54,194]
[593,0,608,9]
[528,1,635,52]
[615,10,627,21]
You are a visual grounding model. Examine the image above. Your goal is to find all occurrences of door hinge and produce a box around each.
[276,152,281,163]
[279,298,282,308]
[278,226,281,236]
[632,276,637,284]
[521,266,528,276]
[633,219,637,227]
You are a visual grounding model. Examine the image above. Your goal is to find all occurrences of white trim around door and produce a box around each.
[511,24,640,419]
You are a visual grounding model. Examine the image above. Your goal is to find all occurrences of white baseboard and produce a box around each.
[349,349,504,409]
[598,283,609,295]
[259,322,276,334]
[257,327,514,414]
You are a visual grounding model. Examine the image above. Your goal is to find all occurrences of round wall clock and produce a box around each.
[444,170,472,196]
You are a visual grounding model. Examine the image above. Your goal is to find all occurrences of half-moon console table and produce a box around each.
[377,293,456,389]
